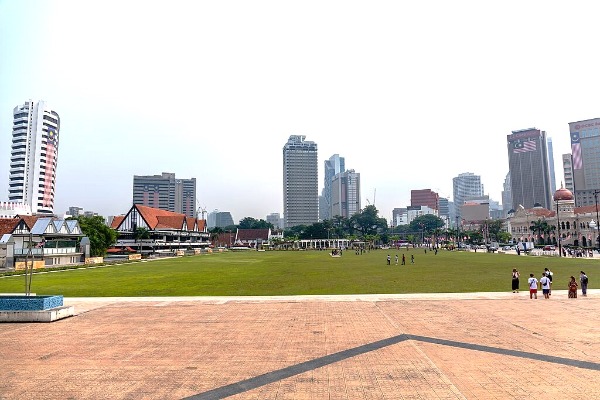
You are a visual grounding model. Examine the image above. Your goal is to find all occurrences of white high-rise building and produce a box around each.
[452,172,483,220]
[8,100,60,214]
[283,135,318,228]
[321,154,345,220]
[330,169,360,219]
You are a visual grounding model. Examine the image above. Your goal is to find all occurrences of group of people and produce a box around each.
[386,254,413,265]
[512,268,589,299]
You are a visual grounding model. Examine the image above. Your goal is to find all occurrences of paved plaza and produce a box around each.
[1,291,599,399]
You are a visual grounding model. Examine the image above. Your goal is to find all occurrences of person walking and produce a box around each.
[544,267,554,295]
[540,273,551,299]
[395,255,399,265]
[387,254,391,265]
[580,271,589,296]
[568,276,578,298]
[512,268,520,293]
[411,254,415,264]
[528,273,538,299]
[401,254,405,265]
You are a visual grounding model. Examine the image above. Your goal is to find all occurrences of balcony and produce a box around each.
[13,247,79,256]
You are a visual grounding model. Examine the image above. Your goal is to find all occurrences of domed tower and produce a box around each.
[554,185,575,215]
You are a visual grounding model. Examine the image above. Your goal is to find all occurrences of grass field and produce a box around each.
[0,248,596,296]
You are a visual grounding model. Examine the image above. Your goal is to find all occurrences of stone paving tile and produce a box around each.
[0,294,599,399]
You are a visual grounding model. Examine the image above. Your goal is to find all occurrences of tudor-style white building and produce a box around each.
[110,204,210,254]
[0,216,86,269]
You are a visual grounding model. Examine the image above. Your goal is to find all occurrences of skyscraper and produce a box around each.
[8,100,60,214]
[330,169,360,219]
[321,154,345,221]
[452,172,483,219]
[506,128,553,210]
[132,172,196,217]
[569,118,600,206]
[547,137,557,193]
[562,154,574,194]
[283,135,318,228]
[501,172,513,216]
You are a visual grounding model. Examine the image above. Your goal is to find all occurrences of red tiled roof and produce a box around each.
[0,218,19,236]
[135,204,187,230]
[21,216,40,230]
[197,219,206,231]
[236,228,270,241]
[575,205,600,215]
[111,215,125,229]
[186,217,196,231]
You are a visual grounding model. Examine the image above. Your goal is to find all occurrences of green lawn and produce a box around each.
[0,249,595,297]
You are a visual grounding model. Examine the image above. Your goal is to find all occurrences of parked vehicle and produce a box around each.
[543,245,556,251]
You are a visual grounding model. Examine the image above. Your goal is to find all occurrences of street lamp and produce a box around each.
[594,190,600,254]
[556,201,562,258]
[590,219,598,255]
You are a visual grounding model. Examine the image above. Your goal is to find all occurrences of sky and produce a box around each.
[1,1,600,223]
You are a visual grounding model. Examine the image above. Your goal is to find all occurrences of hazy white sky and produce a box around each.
[1,1,599,223]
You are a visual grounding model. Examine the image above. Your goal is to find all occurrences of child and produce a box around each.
[528,273,538,299]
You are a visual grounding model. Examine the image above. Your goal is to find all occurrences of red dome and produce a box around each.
[553,187,574,201]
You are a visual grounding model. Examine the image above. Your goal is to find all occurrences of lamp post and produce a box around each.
[456,216,460,248]
[590,219,597,254]
[594,190,600,255]
[556,201,562,258]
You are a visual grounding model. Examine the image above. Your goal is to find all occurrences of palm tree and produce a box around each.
[133,227,150,255]
[529,219,549,245]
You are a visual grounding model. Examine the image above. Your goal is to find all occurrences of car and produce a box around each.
[543,245,556,251]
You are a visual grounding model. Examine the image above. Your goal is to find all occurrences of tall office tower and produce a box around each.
[452,172,483,219]
[569,118,600,206]
[501,172,513,216]
[411,189,439,210]
[330,169,361,219]
[8,100,60,214]
[562,154,574,194]
[322,154,345,221]
[438,197,450,224]
[208,211,234,228]
[507,128,553,210]
[283,135,318,228]
[132,172,196,217]
[547,137,557,193]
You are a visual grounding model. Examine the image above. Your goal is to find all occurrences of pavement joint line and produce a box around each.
[185,333,600,400]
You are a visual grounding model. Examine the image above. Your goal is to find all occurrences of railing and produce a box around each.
[13,247,78,256]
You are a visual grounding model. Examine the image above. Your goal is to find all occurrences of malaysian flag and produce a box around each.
[513,140,536,153]
[571,132,582,170]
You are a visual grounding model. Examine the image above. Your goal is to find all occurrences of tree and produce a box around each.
[75,215,118,257]
[529,219,549,245]
[409,215,445,235]
[351,205,387,236]
[133,227,150,254]
[238,217,274,230]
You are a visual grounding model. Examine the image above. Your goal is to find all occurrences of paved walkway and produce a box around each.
[1,291,599,399]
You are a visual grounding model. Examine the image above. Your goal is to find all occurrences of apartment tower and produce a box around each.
[283,135,318,228]
[8,100,60,214]
[132,172,196,217]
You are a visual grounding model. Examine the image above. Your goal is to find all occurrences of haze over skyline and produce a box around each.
[2,1,599,223]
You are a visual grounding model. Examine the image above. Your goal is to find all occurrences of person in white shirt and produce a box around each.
[528,273,538,299]
[540,273,551,299]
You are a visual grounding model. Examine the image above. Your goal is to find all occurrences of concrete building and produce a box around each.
[283,135,318,228]
[266,213,283,230]
[321,154,345,221]
[507,128,554,210]
[0,202,31,218]
[132,172,196,218]
[569,118,600,207]
[330,169,360,219]
[563,154,575,194]
[453,173,483,219]
[411,189,439,211]
[392,208,408,226]
[406,205,437,225]
[501,172,513,216]
[207,210,234,228]
[8,100,60,214]
[547,137,557,193]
